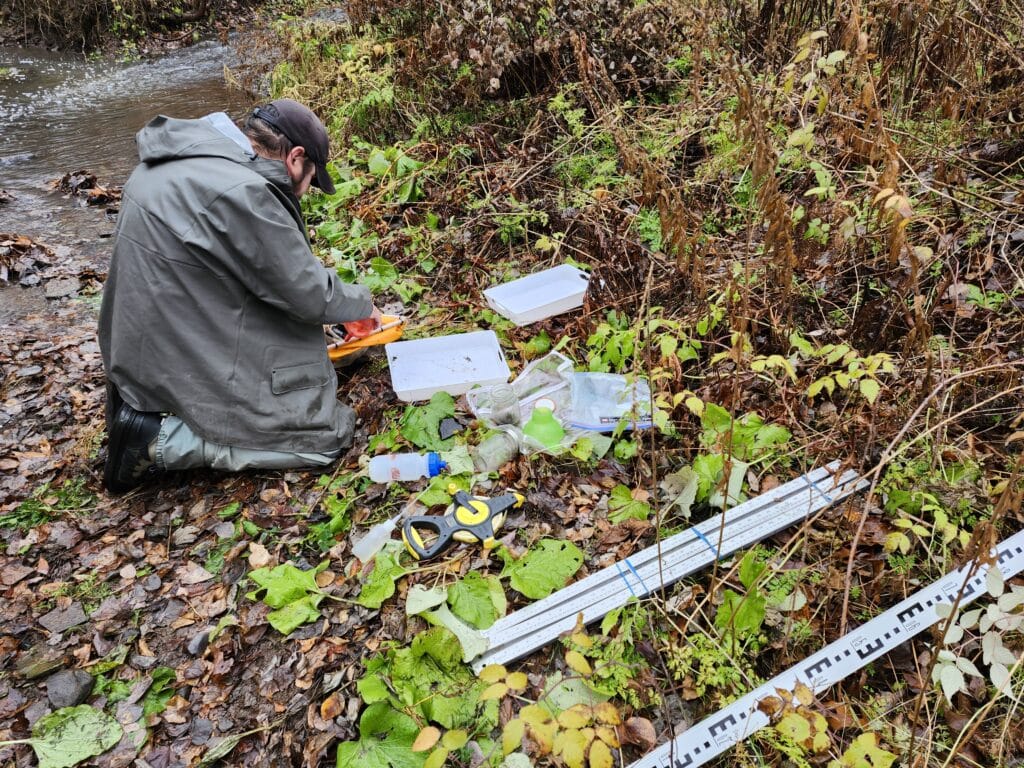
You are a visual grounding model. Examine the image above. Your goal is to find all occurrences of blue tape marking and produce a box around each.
[692,527,719,558]
[624,558,650,595]
[803,473,834,503]
[615,562,638,598]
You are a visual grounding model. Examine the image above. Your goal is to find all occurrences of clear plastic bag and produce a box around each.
[467,351,574,428]
[568,373,652,432]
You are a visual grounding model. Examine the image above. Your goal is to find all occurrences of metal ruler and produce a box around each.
[472,461,867,671]
[628,528,1024,768]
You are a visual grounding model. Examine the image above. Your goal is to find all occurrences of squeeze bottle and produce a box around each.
[368,451,447,483]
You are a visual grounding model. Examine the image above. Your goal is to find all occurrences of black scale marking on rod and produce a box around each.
[628,528,1024,768]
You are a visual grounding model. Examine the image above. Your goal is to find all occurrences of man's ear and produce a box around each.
[285,146,306,166]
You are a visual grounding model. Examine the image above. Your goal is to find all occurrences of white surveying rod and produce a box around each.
[628,528,1024,768]
[473,462,867,671]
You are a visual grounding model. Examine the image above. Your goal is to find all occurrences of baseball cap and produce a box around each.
[252,99,336,194]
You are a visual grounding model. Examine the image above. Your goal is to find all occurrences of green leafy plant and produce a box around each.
[246,561,329,635]
[399,392,456,451]
[714,551,768,646]
[356,540,409,609]
[0,477,96,534]
[500,539,584,599]
[0,705,122,768]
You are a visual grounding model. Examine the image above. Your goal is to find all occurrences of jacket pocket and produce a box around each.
[271,361,330,394]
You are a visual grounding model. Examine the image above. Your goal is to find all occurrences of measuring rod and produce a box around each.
[627,528,1024,768]
[473,462,867,670]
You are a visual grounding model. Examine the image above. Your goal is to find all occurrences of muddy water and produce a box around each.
[0,41,251,286]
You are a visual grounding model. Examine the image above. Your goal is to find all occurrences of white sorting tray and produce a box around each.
[483,264,590,326]
[386,330,510,402]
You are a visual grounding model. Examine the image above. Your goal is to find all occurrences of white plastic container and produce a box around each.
[386,330,511,402]
[368,451,447,483]
[483,264,590,326]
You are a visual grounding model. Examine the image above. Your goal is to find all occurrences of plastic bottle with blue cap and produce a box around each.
[368,451,447,483]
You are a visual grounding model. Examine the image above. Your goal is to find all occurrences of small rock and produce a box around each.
[190,717,214,746]
[15,644,66,680]
[24,698,51,725]
[130,654,158,670]
[39,601,88,634]
[45,669,94,708]
[187,629,210,656]
[43,276,80,299]
[142,573,162,592]
[0,688,27,719]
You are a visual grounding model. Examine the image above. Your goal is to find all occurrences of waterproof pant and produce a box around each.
[154,416,340,471]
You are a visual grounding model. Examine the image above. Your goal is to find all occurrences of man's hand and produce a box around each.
[342,306,383,339]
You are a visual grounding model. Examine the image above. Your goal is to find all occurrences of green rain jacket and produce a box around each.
[98,114,372,453]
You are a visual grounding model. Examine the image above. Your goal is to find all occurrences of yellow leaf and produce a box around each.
[873,187,895,204]
[554,728,588,768]
[506,672,528,691]
[593,702,621,725]
[424,748,449,768]
[565,650,593,677]
[442,729,468,750]
[558,706,591,729]
[503,718,525,756]
[812,731,830,752]
[794,683,814,706]
[520,704,552,727]
[588,737,614,768]
[595,726,620,748]
[412,726,442,752]
[479,682,508,701]
[529,720,557,755]
[478,664,507,683]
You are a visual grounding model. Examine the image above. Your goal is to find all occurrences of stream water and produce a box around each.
[0,41,251,321]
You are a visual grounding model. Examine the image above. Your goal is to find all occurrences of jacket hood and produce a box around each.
[136,115,290,186]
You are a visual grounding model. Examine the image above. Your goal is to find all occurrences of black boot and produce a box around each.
[104,402,163,493]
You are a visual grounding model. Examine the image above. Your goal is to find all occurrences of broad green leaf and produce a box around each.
[692,453,724,502]
[266,593,324,635]
[422,748,447,768]
[505,540,584,599]
[715,588,767,639]
[406,584,448,615]
[541,671,610,715]
[141,666,177,717]
[357,541,408,609]
[607,485,652,524]
[859,378,881,404]
[442,729,468,750]
[29,705,123,768]
[448,572,501,629]
[336,703,424,768]
[832,732,897,768]
[738,551,767,590]
[399,392,456,451]
[419,602,488,662]
[247,562,322,609]
[364,257,399,293]
[367,148,391,177]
